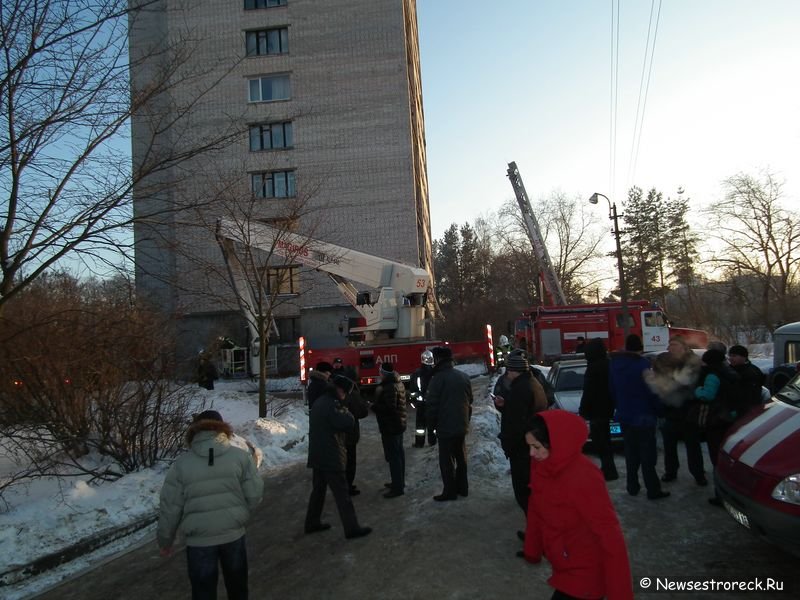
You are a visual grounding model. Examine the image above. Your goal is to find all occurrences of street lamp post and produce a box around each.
[589,192,631,340]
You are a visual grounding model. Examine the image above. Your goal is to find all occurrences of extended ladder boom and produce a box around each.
[506,161,568,305]
[216,219,432,341]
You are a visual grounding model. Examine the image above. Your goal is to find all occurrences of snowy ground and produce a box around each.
[0,364,488,599]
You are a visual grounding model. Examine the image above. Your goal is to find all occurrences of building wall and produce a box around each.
[131,0,432,372]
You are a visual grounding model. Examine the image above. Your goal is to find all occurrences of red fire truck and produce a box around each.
[505,162,708,363]
[300,336,491,388]
[514,301,708,363]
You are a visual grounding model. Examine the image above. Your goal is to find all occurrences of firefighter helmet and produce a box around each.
[421,350,434,366]
[499,335,509,347]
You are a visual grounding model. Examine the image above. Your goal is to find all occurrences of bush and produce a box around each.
[0,272,198,497]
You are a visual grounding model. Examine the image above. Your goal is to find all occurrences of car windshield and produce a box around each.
[775,373,800,407]
[556,366,586,392]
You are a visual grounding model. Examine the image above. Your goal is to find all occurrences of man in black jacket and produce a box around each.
[426,346,473,501]
[579,338,619,481]
[342,378,369,497]
[304,375,371,539]
[307,361,333,408]
[728,345,765,413]
[371,363,407,498]
[493,351,547,516]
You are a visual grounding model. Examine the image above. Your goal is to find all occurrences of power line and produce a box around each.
[609,0,620,198]
[628,0,663,187]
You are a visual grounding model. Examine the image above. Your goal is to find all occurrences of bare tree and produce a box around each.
[705,171,800,326]
[161,164,328,417]
[0,0,241,315]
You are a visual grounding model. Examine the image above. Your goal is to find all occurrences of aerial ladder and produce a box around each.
[216,218,433,347]
[506,161,568,306]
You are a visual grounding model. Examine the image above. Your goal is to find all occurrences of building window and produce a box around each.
[244,0,287,9]
[266,266,299,295]
[248,75,290,102]
[249,121,293,151]
[246,28,289,56]
[276,316,301,341]
[251,170,296,198]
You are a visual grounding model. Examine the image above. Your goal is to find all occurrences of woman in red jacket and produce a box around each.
[521,410,633,600]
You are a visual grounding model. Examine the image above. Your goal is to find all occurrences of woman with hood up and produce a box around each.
[520,410,633,600]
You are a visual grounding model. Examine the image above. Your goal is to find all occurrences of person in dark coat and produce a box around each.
[609,334,669,500]
[341,377,369,496]
[307,361,333,409]
[694,347,741,506]
[578,338,619,481]
[198,352,219,390]
[644,336,706,485]
[727,345,766,413]
[332,357,359,383]
[426,346,474,501]
[304,375,371,539]
[520,411,633,600]
[371,363,407,498]
[410,349,437,446]
[493,351,547,520]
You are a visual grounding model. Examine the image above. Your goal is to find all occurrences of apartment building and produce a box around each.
[130,0,432,372]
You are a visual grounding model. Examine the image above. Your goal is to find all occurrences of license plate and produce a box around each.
[723,500,751,529]
[610,423,621,435]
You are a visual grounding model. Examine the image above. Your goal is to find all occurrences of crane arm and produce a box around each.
[216,218,430,340]
[216,218,431,294]
[506,162,568,306]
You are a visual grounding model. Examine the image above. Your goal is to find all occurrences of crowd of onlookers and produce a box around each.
[489,333,766,599]
[155,333,766,600]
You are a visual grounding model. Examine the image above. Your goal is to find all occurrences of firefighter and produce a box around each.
[495,335,513,370]
[409,350,437,447]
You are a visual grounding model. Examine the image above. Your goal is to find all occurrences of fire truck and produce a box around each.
[216,219,492,388]
[514,301,708,363]
[505,162,708,362]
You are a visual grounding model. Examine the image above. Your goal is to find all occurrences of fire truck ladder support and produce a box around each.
[506,161,568,306]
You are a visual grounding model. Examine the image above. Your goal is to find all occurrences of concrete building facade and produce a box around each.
[130,0,432,373]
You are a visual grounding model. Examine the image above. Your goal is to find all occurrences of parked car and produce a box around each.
[543,359,623,444]
[715,372,800,558]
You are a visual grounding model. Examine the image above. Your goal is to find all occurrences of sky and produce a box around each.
[417,0,800,241]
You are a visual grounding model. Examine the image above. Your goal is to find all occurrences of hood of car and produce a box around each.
[553,390,582,414]
[721,400,800,478]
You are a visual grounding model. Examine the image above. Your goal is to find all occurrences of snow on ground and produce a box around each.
[1,363,490,599]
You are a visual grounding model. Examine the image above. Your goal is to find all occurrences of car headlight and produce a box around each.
[772,474,800,505]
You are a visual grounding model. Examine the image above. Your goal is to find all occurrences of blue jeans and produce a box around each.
[186,535,248,600]
[381,433,405,492]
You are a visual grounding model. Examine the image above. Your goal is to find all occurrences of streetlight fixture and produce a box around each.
[589,192,631,340]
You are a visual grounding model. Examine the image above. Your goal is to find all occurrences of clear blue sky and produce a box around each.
[417,0,800,240]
